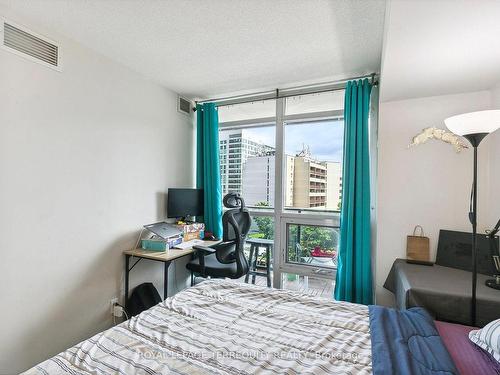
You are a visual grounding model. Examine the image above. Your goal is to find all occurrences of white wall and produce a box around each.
[376,90,495,306]
[490,85,500,226]
[0,15,194,373]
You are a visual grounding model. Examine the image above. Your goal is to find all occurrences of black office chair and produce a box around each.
[186,193,251,285]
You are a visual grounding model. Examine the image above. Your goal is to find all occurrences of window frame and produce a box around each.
[218,96,345,288]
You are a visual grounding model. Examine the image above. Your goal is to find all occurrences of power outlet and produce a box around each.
[110,297,118,315]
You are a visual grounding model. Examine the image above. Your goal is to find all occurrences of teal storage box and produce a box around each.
[141,239,168,251]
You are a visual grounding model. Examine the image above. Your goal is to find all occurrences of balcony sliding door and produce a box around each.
[217,91,344,297]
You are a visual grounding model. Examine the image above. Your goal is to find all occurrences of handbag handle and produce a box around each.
[412,225,424,237]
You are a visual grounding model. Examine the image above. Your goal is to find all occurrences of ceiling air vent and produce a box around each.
[2,21,60,69]
[178,96,193,115]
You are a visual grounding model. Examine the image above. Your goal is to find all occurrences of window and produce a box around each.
[285,223,339,269]
[217,89,345,290]
[219,126,276,207]
[283,119,343,212]
[218,100,276,208]
[249,214,275,240]
[285,90,343,116]
[218,100,275,123]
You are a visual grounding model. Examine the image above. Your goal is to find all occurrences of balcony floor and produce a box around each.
[236,271,334,299]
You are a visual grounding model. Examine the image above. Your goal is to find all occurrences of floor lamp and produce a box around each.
[444,110,500,327]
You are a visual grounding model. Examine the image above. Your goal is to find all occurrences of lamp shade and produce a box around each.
[445,110,500,136]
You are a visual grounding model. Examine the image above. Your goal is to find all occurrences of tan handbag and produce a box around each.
[407,225,430,261]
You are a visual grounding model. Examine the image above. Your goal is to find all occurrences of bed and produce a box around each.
[23,280,497,375]
[436,321,500,375]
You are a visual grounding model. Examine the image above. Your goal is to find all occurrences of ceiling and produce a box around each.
[381,0,500,102]
[0,0,386,99]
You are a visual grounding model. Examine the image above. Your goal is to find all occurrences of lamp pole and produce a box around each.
[464,133,487,327]
[445,110,500,326]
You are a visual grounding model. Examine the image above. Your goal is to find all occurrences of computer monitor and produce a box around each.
[167,188,204,220]
[436,229,499,275]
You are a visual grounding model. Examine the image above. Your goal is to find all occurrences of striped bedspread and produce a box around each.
[24,279,372,374]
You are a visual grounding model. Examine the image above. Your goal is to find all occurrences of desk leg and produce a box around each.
[125,255,130,303]
[164,261,171,300]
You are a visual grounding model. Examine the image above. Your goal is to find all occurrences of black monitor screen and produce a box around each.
[167,188,204,218]
[436,229,499,275]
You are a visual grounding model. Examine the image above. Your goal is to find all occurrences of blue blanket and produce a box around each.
[369,306,458,375]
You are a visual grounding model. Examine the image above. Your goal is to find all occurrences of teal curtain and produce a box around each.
[334,79,373,305]
[196,103,223,239]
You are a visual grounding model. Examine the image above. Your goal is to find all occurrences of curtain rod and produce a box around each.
[194,73,378,108]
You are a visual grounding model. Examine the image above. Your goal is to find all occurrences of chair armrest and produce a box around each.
[192,245,216,256]
[192,245,215,270]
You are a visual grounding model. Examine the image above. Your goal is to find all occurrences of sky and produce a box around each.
[241,120,344,163]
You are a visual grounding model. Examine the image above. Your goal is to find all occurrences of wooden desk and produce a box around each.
[123,240,219,301]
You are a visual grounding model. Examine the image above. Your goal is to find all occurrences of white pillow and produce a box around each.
[469,318,500,362]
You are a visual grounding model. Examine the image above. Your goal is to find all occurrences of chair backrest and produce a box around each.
[220,193,251,277]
